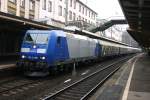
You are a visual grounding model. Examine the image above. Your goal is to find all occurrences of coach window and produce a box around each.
[57,37,61,47]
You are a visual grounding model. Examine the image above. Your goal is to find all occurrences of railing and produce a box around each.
[67,20,96,31]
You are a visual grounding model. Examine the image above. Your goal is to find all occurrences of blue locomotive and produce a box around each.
[17,30,141,76]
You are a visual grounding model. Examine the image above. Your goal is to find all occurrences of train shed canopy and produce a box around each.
[119,0,150,47]
[0,11,59,31]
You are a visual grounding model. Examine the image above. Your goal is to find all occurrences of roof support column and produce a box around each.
[138,0,144,31]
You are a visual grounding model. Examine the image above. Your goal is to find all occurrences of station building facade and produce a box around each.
[0,0,97,28]
[0,0,39,20]
[38,0,97,27]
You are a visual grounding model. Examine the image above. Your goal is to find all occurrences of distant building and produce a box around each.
[0,0,40,20]
[38,0,97,27]
[122,31,139,47]
[0,0,97,28]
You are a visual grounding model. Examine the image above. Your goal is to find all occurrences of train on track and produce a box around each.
[17,29,141,76]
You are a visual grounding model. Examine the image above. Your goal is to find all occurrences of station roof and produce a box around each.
[0,11,134,47]
[119,0,150,47]
[0,11,59,31]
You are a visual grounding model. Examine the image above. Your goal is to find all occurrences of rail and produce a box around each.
[42,57,129,100]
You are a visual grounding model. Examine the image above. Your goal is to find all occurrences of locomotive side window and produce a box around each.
[57,37,61,47]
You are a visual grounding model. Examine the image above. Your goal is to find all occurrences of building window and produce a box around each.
[42,0,46,10]
[94,14,95,20]
[89,11,90,17]
[70,0,72,7]
[20,0,25,7]
[73,13,76,21]
[79,4,81,12]
[85,19,87,22]
[74,0,76,9]
[63,8,66,17]
[86,9,87,16]
[9,0,16,3]
[0,0,1,10]
[82,7,84,14]
[64,0,67,4]
[69,11,72,20]
[79,16,81,20]
[48,1,52,12]
[29,0,34,10]
[58,5,62,16]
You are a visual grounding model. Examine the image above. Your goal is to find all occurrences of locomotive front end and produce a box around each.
[17,30,50,76]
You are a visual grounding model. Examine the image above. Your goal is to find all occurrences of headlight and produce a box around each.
[33,45,36,49]
[41,57,46,60]
[21,55,25,59]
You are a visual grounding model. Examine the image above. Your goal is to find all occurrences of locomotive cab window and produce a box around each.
[24,33,49,44]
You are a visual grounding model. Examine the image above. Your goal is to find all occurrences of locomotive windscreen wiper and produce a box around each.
[24,33,36,43]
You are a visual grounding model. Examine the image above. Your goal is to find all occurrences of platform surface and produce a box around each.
[126,54,150,100]
[0,62,15,70]
[90,53,150,100]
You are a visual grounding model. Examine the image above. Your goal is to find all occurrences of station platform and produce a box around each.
[124,53,150,100]
[90,53,150,100]
[0,62,15,70]
[0,61,16,78]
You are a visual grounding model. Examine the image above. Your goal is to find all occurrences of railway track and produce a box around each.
[0,55,133,99]
[0,76,44,96]
[42,58,128,100]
